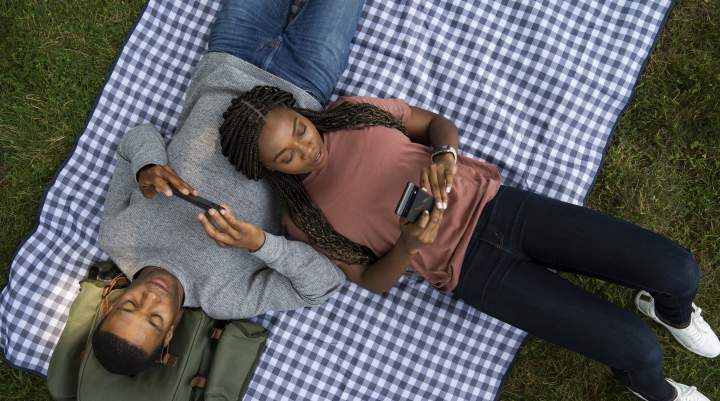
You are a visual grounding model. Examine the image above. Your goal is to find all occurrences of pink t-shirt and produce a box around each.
[283,96,501,293]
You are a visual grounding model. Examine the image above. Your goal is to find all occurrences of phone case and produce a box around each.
[394,182,434,222]
[172,189,223,211]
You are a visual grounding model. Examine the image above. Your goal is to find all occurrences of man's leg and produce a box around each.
[268,0,366,106]
[207,0,292,68]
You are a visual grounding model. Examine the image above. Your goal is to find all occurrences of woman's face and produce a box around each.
[257,106,329,175]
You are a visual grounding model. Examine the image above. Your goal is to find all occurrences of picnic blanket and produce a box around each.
[1,0,675,400]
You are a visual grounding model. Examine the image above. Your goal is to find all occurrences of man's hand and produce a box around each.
[198,206,266,252]
[137,164,197,199]
[422,154,456,210]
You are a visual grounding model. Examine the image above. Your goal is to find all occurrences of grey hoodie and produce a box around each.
[98,52,346,319]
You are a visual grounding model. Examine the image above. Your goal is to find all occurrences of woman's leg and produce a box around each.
[456,249,677,401]
[512,186,700,328]
[452,185,699,400]
[268,0,366,106]
[207,0,292,67]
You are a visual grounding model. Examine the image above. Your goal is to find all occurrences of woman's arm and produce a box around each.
[339,195,446,294]
[405,106,459,209]
[335,97,458,150]
[337,243,414,294]
[404,106,460,150]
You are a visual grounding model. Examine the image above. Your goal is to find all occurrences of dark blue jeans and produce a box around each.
[453,185,700,401]
[207,0,365,106]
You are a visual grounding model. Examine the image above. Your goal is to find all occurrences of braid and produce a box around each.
[219,86,295,180]
[218,85,407,264]
[264,174,378,265]
[297,101,407,136]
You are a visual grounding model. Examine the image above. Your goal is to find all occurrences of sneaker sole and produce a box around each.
[627,387,650,401]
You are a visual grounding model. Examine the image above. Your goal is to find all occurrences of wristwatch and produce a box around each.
[430,145,457,162]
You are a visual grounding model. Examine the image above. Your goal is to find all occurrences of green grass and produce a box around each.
[0,0,718,400]
[0,1,145,400]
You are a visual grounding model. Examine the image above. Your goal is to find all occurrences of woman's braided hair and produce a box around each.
[219,86,408,265]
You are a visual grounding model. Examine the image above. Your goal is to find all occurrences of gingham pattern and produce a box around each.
[0,0,674,400]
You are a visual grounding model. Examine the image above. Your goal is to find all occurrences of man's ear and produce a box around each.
[102,300,116,318]
[174,307,185,325]
[163,325,175,347]
[165,308,184,346]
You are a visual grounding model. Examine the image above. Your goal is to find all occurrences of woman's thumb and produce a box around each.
[417,210,430,228]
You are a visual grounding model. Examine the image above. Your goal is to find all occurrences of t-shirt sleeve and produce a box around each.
[329,96,412,125]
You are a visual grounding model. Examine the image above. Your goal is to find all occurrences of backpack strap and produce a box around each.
[191,376,208,389]
[186,320,226,396]
[156,345,178,367]
[99,274,130,314]
[209,327,224,340]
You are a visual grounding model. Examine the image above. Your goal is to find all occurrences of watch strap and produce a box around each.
[431,145,457,162]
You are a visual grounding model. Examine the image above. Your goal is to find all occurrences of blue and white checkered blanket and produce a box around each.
[1,1,674,399]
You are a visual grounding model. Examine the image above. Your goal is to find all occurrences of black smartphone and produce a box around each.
[172,188,224,211]
[394,182,434,223]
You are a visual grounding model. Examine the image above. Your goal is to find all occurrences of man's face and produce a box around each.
[100,267,184,356]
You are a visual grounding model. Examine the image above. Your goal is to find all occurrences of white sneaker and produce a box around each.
[635,290,720,358]
[628,378,711,401]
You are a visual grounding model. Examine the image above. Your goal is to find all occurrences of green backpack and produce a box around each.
[47,261,267,401]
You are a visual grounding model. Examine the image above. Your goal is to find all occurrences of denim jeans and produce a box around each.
[207,0,365,106]
[452,185,700,401]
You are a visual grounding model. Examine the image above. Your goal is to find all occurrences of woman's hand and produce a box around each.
[396,205,445,256]
[197,206,266,252]
[137,164,197,199]
[422,154,456,210]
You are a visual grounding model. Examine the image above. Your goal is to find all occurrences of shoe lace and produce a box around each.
[690,305,711,336]
[672,382,698,399]
[675,305,712,348]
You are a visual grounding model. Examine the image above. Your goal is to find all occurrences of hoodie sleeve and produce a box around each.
[118,123,169,182]
[99,124,168,256]
[205,233,347,319]
[252,232,346,302]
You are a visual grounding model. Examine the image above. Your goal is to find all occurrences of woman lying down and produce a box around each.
[196,85,719,401]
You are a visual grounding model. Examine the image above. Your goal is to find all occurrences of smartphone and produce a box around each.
[394,182,434,223]
[172,188,224,211]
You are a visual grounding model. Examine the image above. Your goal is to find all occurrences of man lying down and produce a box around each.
[93,54,346,376]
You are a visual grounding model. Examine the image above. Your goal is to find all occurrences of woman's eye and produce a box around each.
[299,126,307,137]
[283,154,293,164]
